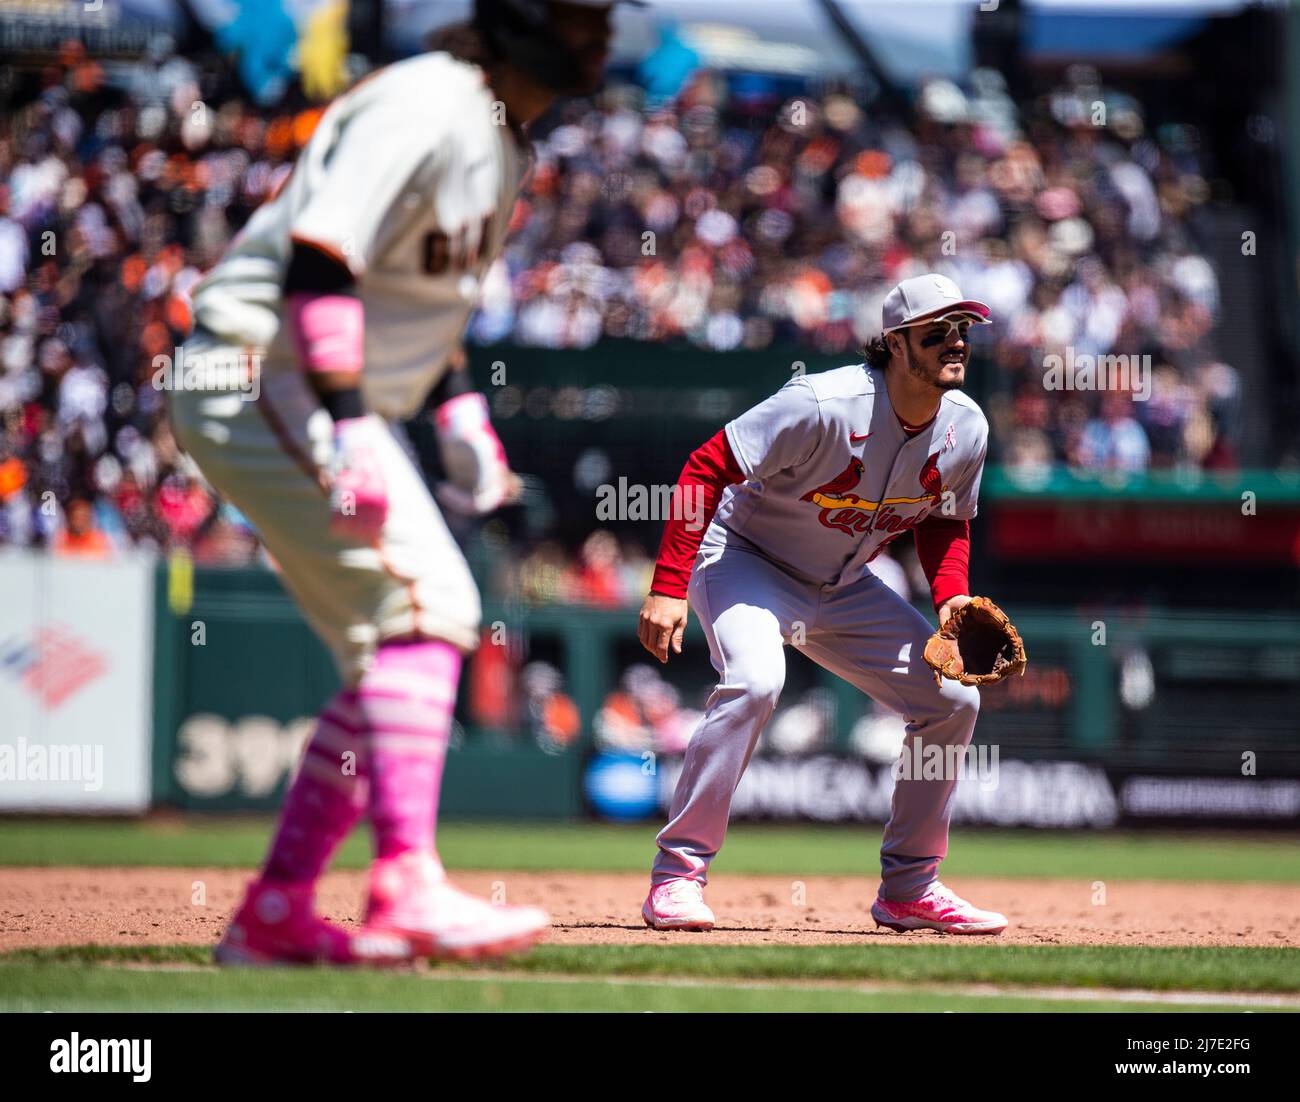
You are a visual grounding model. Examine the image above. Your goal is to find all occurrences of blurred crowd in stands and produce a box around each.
[483,524,919,610]
[0,38,1242,567]
[496,529,652,608]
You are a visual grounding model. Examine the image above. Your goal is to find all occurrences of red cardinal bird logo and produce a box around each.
[918,451,944,506]
[801,458,864,502]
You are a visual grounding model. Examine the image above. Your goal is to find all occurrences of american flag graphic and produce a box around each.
[1,624,108,710]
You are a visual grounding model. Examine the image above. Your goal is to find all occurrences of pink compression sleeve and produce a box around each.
[285,292,365,374]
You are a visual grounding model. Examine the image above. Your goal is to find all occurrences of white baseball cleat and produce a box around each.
[642,878,716,931]
[365,851,550,960]
[871,881,1007,935]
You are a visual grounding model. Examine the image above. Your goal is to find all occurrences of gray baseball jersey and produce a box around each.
[716,362,988,586]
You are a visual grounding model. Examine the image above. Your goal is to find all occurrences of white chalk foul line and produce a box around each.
[416,969,1300,1010]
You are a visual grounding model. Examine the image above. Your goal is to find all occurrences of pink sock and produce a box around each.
[359,639,462,861]
[262,689,369,886]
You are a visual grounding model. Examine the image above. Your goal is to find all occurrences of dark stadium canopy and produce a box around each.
[4,0,1275,88]
[394,0,1272,82]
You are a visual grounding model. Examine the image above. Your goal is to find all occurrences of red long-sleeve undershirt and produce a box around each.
[913,516,970,611]
[650,430,744,599]
[649,429,971,609]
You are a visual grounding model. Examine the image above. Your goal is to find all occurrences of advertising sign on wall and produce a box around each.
[619,754,1300,830]
[0,551,153,812]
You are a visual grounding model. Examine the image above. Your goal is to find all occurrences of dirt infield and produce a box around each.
[2,867,1297,951]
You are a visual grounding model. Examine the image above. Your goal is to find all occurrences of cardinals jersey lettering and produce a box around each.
[715,364,988,587]
[189,52,529,419]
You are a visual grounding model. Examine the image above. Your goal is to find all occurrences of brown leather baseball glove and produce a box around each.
[923,597,1027,687]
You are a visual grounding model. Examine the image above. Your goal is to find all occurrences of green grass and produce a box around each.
[2,940,1289,992]
[520,944,1300,993]
[8,942,1296,994]
[4,963,1253,1013]
[3,818,1299,882]
[2,945,1294,1012]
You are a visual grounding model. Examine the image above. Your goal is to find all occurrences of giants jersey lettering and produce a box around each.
[189,53,528,419]
[715,364,988,587]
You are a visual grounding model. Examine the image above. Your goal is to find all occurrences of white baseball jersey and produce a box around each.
[715,363,989,586]
[189,52,529,420]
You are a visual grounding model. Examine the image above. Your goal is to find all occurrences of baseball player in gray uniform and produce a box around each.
[637,274,1009,935]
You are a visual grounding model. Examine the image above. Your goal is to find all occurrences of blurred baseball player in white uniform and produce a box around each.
[170,0,642,967]
[637,275,1010,936]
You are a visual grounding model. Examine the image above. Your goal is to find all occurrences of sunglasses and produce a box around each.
[894,311,990,346]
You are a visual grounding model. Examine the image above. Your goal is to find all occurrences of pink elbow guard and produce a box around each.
[286,292,365,374]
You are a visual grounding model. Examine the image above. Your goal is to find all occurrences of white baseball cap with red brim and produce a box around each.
[881,273,992,333]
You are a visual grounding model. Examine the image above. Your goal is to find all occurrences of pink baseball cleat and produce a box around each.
[214,880,413,966]
[364,851,550,961]
[642,878,716,931]
[871,881,1007,935]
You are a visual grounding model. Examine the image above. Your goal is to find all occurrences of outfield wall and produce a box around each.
[1,552,1297,826]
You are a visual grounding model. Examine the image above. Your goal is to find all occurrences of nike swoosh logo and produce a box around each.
[851,432,872,442]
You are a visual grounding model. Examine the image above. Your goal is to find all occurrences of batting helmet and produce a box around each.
[474,0,643,92]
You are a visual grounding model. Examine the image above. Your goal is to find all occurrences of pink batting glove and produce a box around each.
[328,416,389,541]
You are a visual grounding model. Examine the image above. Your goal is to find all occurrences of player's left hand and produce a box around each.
[924,596,1028,687]
[937,594,972,628]
[434,392,515,514]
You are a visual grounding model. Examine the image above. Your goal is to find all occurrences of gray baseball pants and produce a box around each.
[651,533,981,901]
